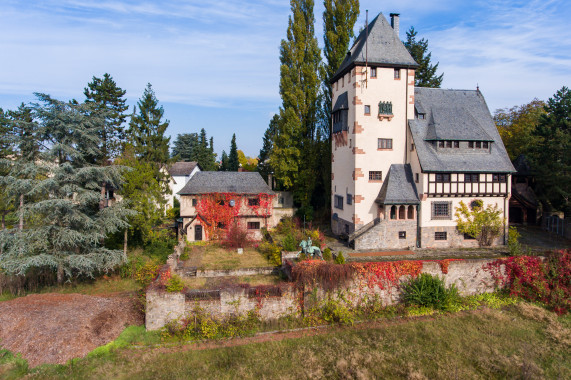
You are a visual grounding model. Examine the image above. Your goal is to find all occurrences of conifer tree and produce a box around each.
[228,134,239,171]
[84,73,128,163]
[127,83,170,165]
[0,94,133,284]
[529,86,571,215]
[219,150,229,171]
[404,27,443,88]
[258,114,279,181]
[321,0,359,137]
[172,133,199,161]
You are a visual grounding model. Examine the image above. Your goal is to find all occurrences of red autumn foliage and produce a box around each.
[485,249,571,314]
[194,193,275,240]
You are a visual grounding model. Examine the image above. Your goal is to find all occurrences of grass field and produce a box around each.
[2,302,569,379]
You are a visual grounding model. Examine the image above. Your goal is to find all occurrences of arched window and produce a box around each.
[390,205,397,220]
[407,205,414,220]
[399,205,405,220]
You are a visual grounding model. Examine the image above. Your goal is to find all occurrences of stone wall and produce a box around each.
[355,220,417,250]
[420,226,503,248]
[146,285,297,330]
[147,258,504,330]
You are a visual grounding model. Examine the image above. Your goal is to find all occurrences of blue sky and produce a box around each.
[1,0,570,157]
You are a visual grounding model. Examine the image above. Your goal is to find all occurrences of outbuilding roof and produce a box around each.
[376,164,419,205]
[169,161,200,176]
[409,88,515,173]
[332,12,417,83]
[178,171,274,195]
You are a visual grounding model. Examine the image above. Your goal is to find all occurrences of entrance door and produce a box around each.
[194,225,203,241]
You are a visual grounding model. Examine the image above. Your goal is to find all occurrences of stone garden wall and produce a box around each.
[146,258,503,330]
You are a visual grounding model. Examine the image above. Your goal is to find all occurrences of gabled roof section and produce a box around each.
[409,88,515,173]
[178,171,274,195]
[332,12,417,83]
[332,91,349,112]
[169,161,200,176]
[376,164,419,205]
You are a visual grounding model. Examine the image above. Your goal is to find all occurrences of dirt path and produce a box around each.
[0,293,142,367]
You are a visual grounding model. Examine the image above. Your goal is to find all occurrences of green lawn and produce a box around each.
[184,245,274,271]
[4,302,570,379]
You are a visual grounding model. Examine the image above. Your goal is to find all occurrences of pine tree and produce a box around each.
[321,0,359,137]
[271,0,322,212]
[0,94,134,284]
[172,133,199,161]
[228,134,239,171]
[530,86,571,215]
[84,73,128,163]
[404,27,443,88]
[0,109,16,230]
[219,150,229,171]
[127,83,171,165]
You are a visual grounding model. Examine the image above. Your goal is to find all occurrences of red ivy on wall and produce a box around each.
[194,193,275,240]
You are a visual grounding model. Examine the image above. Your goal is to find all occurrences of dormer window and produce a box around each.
[417,113,425,119]
[483,142,489,149]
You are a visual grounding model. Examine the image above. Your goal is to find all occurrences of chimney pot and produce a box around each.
[390,13,400,37]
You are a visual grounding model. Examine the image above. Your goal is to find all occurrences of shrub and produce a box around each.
[258,241,282,266]
[166,274,184,293]
[281,233,297,252]
[319,295,354,325]
[134,260,160,287]
[335,251,345,264]
[486,250,570,314]
[402,273,460,310]
[144,239,176,262]
[322,248,332,261]
[223,222,250,249]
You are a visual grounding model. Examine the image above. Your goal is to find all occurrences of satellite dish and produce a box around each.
[229,200,235,207]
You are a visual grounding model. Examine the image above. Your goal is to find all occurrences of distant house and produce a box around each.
[167,162,201,206]
[178,171,291,242]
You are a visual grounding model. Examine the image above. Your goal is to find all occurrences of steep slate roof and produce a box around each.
[332,13,417,83]
[169,161,199,176]
[376,164,419,204]
[332,91,349,112]
[409,88,515,173]
[178,171,274,195]
[425,106,493,141]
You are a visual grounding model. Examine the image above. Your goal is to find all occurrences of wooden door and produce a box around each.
[195,225,203,241]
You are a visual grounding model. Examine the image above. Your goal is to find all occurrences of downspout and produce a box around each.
[416,204,421,248]
[405,68,409,164]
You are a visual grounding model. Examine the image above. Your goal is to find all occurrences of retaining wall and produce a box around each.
[146,258,503,330]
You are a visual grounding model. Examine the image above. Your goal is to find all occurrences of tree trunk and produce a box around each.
[1,212,5,230]
[57,263,64,285]
[123,229,128,260]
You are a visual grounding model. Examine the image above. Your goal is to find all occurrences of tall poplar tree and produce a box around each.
[271,0,321,212]
[127,83,170,166]
[404,27,443,88]
[84,73,128,163]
